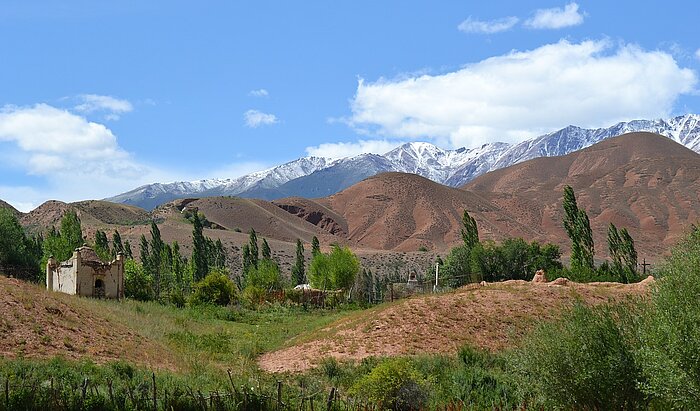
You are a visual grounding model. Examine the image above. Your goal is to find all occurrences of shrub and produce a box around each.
[124,259,154,301]
[245,259,283,291]
[308,245,360,290]
[350,358,428,410]
[189,269,237,306]
[636,227,700,407]
[512,302,644,409]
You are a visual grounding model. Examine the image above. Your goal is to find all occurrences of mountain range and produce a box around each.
[107,114,700,210]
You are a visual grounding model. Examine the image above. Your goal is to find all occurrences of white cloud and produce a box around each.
[244,109,279,128]
[248,89,269,97]
[524,2,584,29]
[458,16,519,34]
[348,39,697,148]
[696,48,700,60]
[74,94,133,120]
[305,139,403,159]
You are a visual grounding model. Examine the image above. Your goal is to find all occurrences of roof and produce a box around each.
[77,246,104,264]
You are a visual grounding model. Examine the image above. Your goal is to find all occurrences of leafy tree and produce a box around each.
[213,238,226,268]
[123,239,133,260]
[171,241,185,288]
[191,212,208,282]
[245,259,283,291]
[0,209,41,279]
[124,259,154,301]
[291,239,306,285]
[311,236,321,257]
[241,244,252,275]
[148,222,164,299]
[248,229,259,269]
[607,223,638,283]
[112,230,124,257]
[356,268,374,305]
[562,185,594,271]
[442,244,475,287]
[138,235,149,272]
[94,230,111,261]
[189,269,237,306]
[60,210,84,252]
[261,238,271,260]
[308,244,360,290]
[460,210,479,249]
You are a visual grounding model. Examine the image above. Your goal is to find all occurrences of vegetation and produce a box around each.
[0,208,42,280]
[562,185,595,271]
[308,244,360,291]
[291,238,306,285]
[189,269,238,306]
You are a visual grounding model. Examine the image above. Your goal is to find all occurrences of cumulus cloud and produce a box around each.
[348,39,697,148]
[248,89,269,97]
[74,94,133,120]
[244,109,279,128]
[524,2,584,29]
[305,139,402,159]
[458,16,519,34]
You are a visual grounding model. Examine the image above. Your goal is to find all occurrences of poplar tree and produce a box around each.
[261,238,271,260]
[191,212,208,281]
[112,230,124,256]
[291,239,305,285]
[149,222,164,299]
[249,229,259,269]
[94,230,111,261]
[562,185,595,271]
[123,239,133,260]
[311,236,321,257]
[460,210,479,249]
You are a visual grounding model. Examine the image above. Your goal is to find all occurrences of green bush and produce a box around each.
[512,302,644,409]
[245,258,283,291]
[189,269,237,306]
[124,259,154,301]
[636,227,700,407]
[350,358,428,410]
[308,245,360,290]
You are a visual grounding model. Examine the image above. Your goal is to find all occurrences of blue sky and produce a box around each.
[1,1,699,211]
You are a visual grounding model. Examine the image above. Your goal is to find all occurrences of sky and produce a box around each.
[1,0,699,211]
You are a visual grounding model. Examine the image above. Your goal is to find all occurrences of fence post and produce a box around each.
[277,381,282,409]
[152,372,157,411]
[326,387,336,411]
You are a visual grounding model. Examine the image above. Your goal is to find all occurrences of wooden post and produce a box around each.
[152,372,157,411]
[326,387,335,411]
[277,381,282,409]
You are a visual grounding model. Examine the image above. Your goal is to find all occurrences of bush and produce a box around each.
[350,358,428,410]
[245,259,283,291]
[308,245,360,290]
[635,227,700,407]
[124,260,154,301]
[512,302,644,409]
[189,269,237,306]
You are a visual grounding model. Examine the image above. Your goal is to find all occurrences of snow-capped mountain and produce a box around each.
[107,114,700,209]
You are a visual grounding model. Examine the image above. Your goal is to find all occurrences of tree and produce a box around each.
[191,212,208,282]
[213,239,226,268]
[308,245,360,290]
[0,209,41,279]
[291,239,306,285]
[148,222,164,299]
[94,230,111,261]
[562,185,595,271]
[248,229,259,269]
[123,239,133,260]
[245,259,283,291]
[60,210,84,252]
[112,230,124,257]
[608,223,638,283]
[139,234,150,268]
[241,244,252,275]
[460,210,479,249]
[442,244,475,287]
[124,259,154,301]
[171,241,185,288]
[311,236,321,257]
[261,238,271,260]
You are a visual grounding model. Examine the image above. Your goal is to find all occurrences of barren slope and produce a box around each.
[465,132,700,259]
[259,279,651,373]
[0,276,173,368]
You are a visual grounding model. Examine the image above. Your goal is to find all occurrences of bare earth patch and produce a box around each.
[0,276,175,369]
[259,279,651,373]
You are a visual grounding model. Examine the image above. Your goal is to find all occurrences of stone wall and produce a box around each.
[47,246,124,299]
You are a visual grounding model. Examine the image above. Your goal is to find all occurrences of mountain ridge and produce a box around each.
[100,113,700,209]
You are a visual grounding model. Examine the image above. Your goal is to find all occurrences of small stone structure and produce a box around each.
[46,246,124,299]
[531,269,548,283]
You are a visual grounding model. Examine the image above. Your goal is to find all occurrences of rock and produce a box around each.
[548,277,570,286]
[531,269,548,283]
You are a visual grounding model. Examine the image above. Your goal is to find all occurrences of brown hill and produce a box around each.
[259,279,650,373]
[0,275,173,367]
[277,172,544,251]
[464,132,700,259]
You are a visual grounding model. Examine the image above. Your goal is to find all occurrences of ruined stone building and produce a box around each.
[46,246,124,299]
